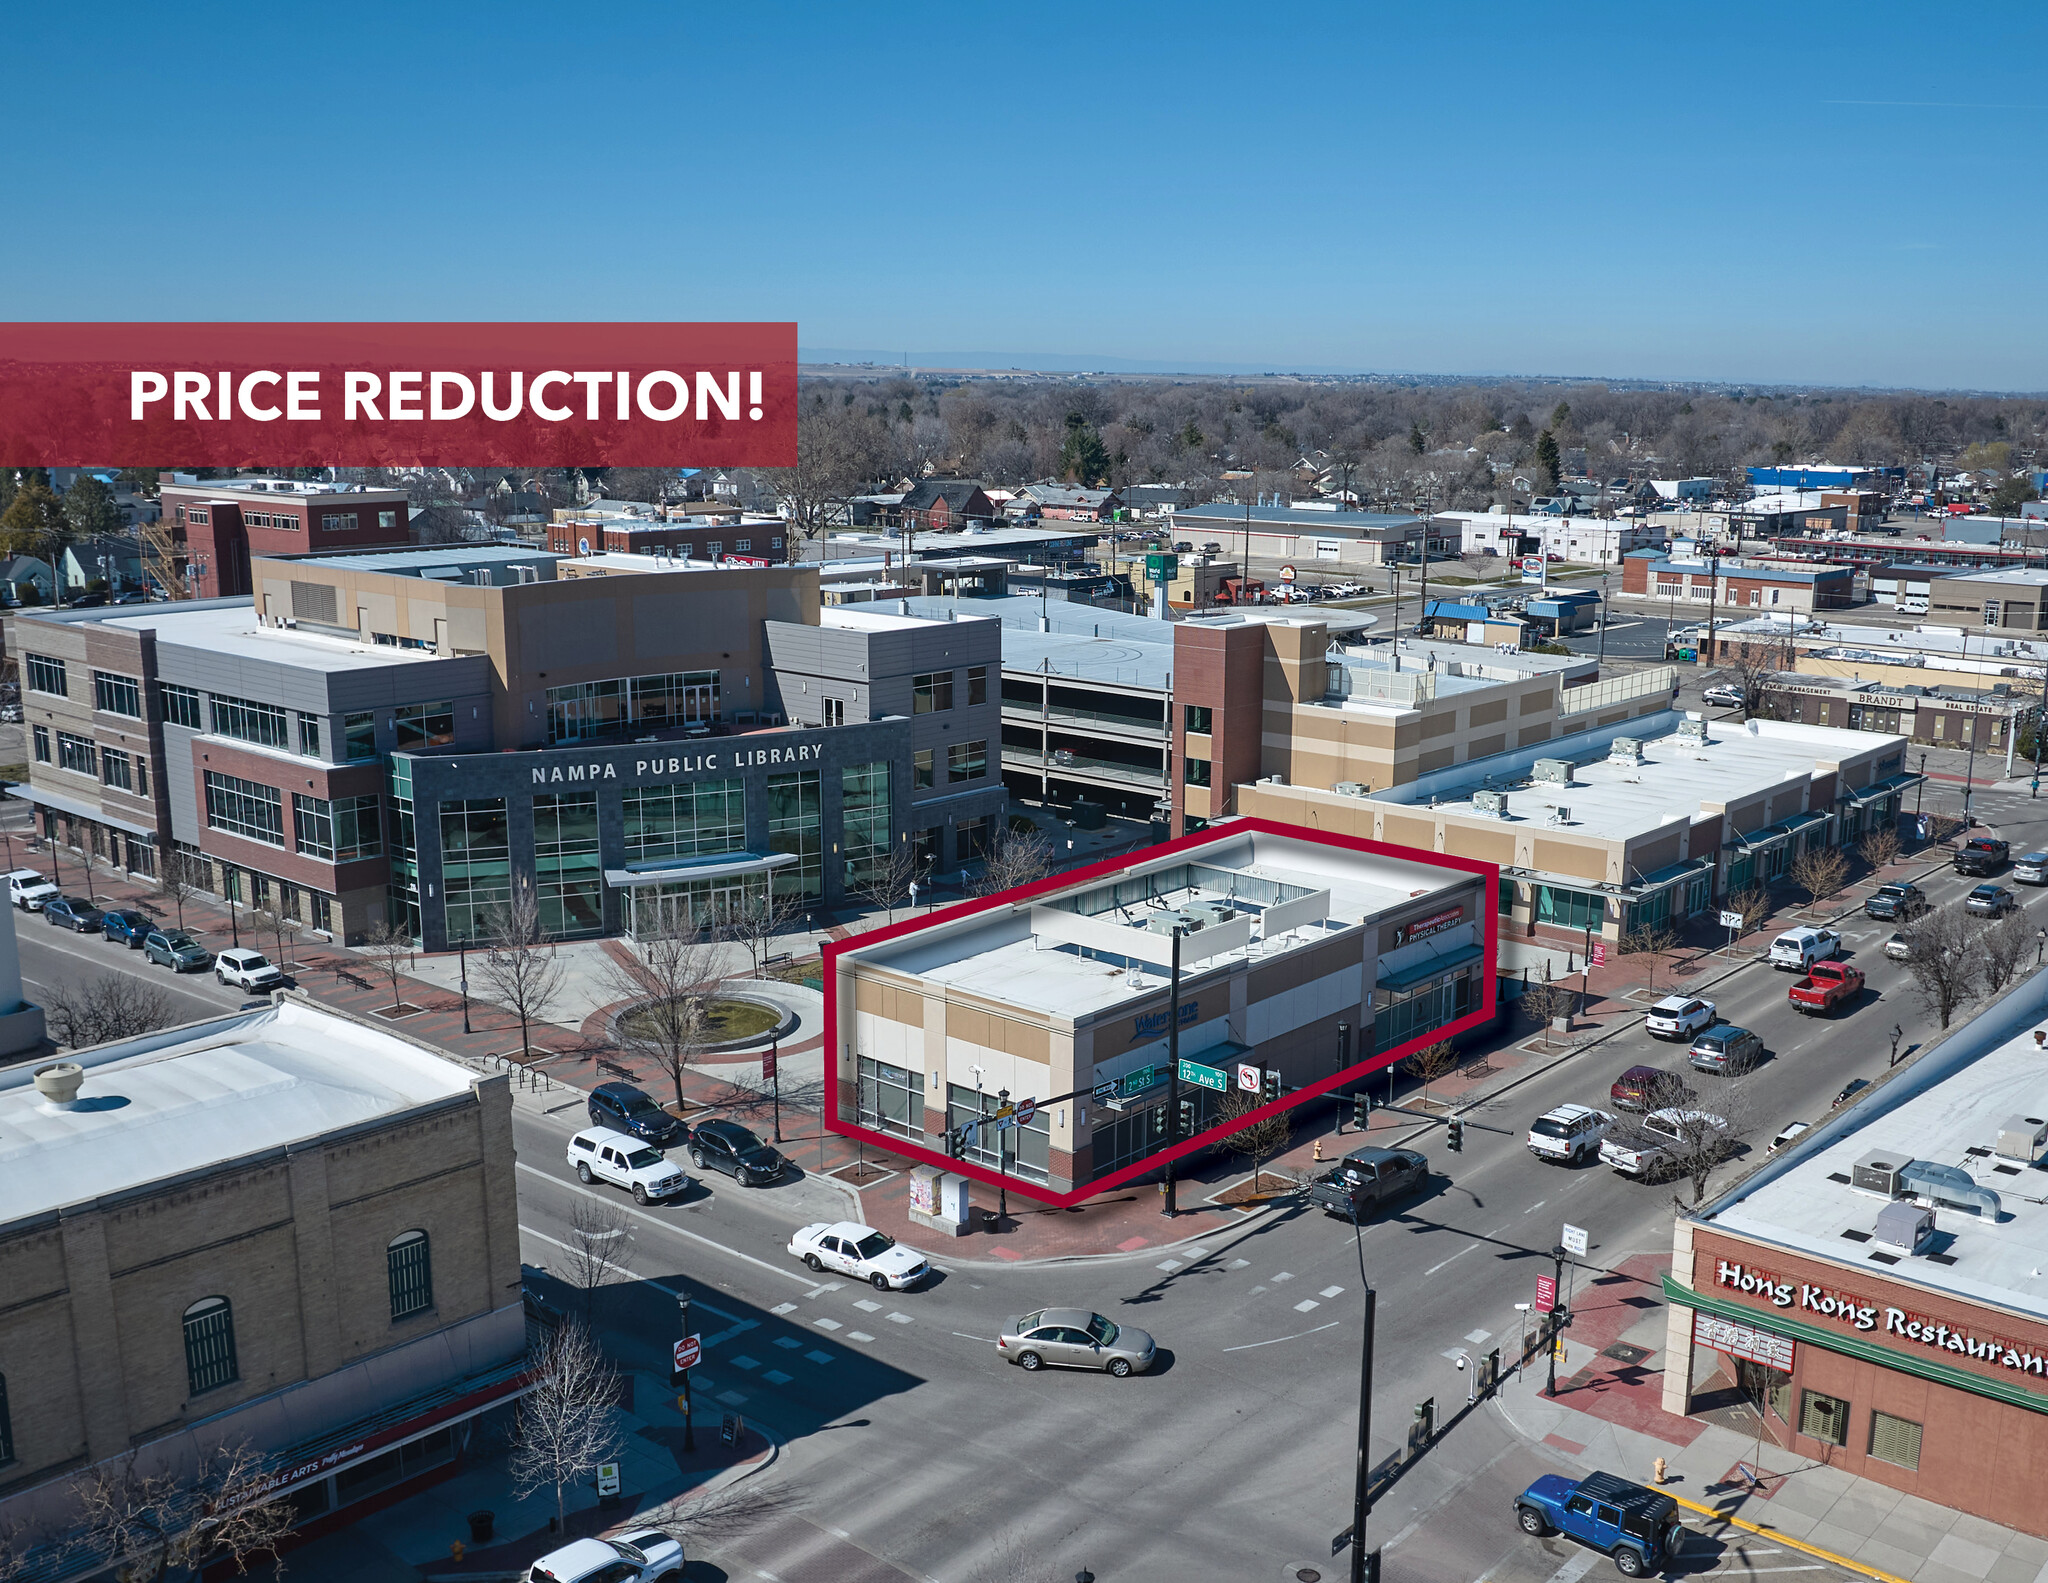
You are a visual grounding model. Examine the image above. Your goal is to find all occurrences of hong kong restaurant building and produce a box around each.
[1663,1006,2048,1536]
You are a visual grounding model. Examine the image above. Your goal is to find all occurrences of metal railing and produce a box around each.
[1000,747,1167,787]
[1001,700,1168,736]
[1558,665,1678,718]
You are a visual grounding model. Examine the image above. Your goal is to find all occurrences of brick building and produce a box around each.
[156,475,411,598]
[0,997,525,1573]
[1622,549,1856,616]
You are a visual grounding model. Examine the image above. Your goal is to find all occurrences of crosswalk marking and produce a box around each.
[770,1302,798,1316]
[763,1370,793,1385]
[849,1331,875,1343]
[1272,1271,1295,1283]
[1229,1258,1251,1269]
[805,1349,836,1365]
[1156,1259,1184,1273]
[888,1311,915,1324]
[774,1337,803,1350]
[716,1390,748,1406]
[815,1318,843,1331]
[730,1355,761,1371]
[1320,1285,1345,1298]
[1294,1299,1320,1313]
[853,1298,883,1312]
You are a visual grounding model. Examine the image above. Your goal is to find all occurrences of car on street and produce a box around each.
[2017,852,2048,886]
[1644,995,1715,1040]
[1954,836,2010,876]
[1833,1078,1873,1109]
[1884,930,1913,961]
[1305,1145,1430,1217]
[1966,883,2018,917]
[687,1118,788,1186]
[524,1529,686,1583]
[1788,959,1864,1015]
[1865,882,1929,921]
[587,1080,687,1146]
[1609,1065,1696,1113]
[42,896,105,933]
[1768,927,1841,971]
[1513,1471,1683,1578]
[1526,1104,1612,1165]
[5,870,59,911]
[566,1126,689,1204]
[1600,1108,1732,1180]
[1701,683,1745,708]
[143,929,213,971]
[1768,1121,1812,1154]
[1688,1025,1764,1076]
[997,1308,1156,1376]
[100,908,153,947]
[215,947,284,992]
[787,1221,931,1290]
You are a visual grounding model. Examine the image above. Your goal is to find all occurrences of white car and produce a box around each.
[5,869,59,911]
[1768,1121,1812,1154]
[1601,1108,1731,1179]
[215,947,284,992]
[1645,995,1716,1040]
[1526,1103,1613,1166]
[788,1220,931,1290]
[567,1126,689,1205]
[526,1529,685,1583]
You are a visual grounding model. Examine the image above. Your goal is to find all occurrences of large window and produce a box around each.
[534,791,603,937]
[623,778,745,863]
[182,1297,238,1396]
[440,797,509,944]
[56,732,97,777]
[1799,1389,1850,1447]
[842,763,891,888]
[344,711,377,760]
[334,794,381,859]
[948,740,987,784]
[946,1081,1049,1181]
[210,692,290,749]
[394,700,455,752]
[1372,970,1473,1055]
[160,682,202,730]
[1184,757,1211,787]
[205,771,284,845]
[293,794,334,859]
[967,666,987,706]
[25,654,66,697]
[767,769,822,900]
[1534,884,1604,932]
[101,747,134,793]
[93,670,142,717]
[547,670,718,744]
[298,712,322,757]
[1868,1410,1922,1471]
[1184,704,1212,734]
[858,1056,921,1140]
[31,726,49,763]
[913,748,934,790]
[913,671,954,714]
[387,1231,434,1321]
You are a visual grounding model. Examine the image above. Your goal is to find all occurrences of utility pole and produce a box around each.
[1704,546,1721,670]
[1162,924,1186,1216]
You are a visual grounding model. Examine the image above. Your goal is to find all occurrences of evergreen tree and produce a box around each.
[1536,429,1562,489]
[1408,422,1426,454]
[0,482,66,555]
[1058,412,1111,483]
[64,475,124,539]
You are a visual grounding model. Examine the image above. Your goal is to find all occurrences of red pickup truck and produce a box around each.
[1789,959,1864,1016]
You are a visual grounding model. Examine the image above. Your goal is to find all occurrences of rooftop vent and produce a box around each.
[1899,1159,2002,1220]
[1183,900,1237,926]
[1609,737,1645,764]
[1996,1115,2048,1164]
[1532,758,1574,785]
[1473,790,1509,816]
[1332,781,1369,798]
[1676,717,1708,743]
[1852,1151,1908,1197]
[33,1061,83,1107]
[1874,1201,1935,1252]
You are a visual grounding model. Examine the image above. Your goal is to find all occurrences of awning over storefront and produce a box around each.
[1840,770,1921,810]
[1378,940,1484,992]
[4,781,156,840]
[1632,856,1713,895]
[1728,809,1828,854]
[603,851,797,888]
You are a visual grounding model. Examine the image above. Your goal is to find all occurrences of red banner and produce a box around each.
[0,322,797,467]
[1535,1273,1558,1313]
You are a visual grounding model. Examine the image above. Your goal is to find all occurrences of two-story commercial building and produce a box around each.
[156,474,412,598]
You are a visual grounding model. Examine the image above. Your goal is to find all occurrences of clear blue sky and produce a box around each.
[11,2,2044,390]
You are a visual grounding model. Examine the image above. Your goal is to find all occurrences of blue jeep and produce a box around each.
[1515,1470,1681,1577]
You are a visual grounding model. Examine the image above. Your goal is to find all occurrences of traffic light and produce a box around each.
[1447,1118,1465,1153]
[1352,1091,1371,1130]
[1262,1068,1282,1102]
[1177,1098,1196,1136]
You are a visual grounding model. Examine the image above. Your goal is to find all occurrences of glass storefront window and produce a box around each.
[439,797,509,944]
[1534,885,1603,931]
[858,1056,921,1139]
[841,763,890,888]
[534,791,603,937]
[767,769,821,899]
[1372,970,1472,1055]
[624,870,769,939]
[623,778,745,863]
[944,1083,1050,1181]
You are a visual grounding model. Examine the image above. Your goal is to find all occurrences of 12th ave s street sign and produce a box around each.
[1177,1059,1228,1093]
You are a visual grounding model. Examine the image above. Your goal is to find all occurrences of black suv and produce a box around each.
[1864,882,1928,922]
[1955,837,2010,876]
[587,1081,686,1146]
[688,1119,788,1186]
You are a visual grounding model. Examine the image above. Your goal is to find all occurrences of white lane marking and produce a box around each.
[1320,1285,1345,1298]
[520,1226,757,1325]
[953,1332,996,1343]
[1294,1299,1321,1313]
[771,1302,798,1316]
[887,1311,915,1324]
[1524,1199,1547,1214]
[1542,1553,1600,1583]
[814,1318,842,1331]
[1425,1245,1477,1275]
[1465,1328,1493,1344]
[1272,1270,1295,1282]
[1222,1320,1342,1352]
[1156,1259,1184,1272]
[848,1331,875,1343]
[853,1298,882,1312]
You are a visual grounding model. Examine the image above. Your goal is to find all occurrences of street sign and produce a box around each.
[674,1335,702,1371]
[596,1461,621,1497]
[1120,1063,1162,1095]
[1177,1058,1228,1093]
[1535,1274,1558,1314]
[1236,1062,1261,1093]
[1718,909,1745,930]
[1092,1080,1119,1106]
[995,1098,1015,1119]
[1562,1223,1588,1258]
[1279,563,1297,582]
[1015,1097,1038,1127]
[762,1045,777,1080]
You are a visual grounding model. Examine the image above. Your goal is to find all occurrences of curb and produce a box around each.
[1669,1492,1911,1583]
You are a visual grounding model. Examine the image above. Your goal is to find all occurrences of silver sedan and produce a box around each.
[997,1308,1156,1377]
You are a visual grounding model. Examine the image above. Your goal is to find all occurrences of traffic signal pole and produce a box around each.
[1349,1275,1377,1583]
[1163,925,1183,1217]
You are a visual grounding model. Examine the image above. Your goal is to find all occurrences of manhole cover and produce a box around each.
[1296,1571,1322,1582]
[1602,1341,1651,1365]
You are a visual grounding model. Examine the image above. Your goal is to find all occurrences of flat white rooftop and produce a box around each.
[0,1000,476,1220]
[98,602,461,673]
[1705,1023,2048,1323]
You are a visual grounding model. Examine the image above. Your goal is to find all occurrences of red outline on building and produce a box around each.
[822,816,1498,1207]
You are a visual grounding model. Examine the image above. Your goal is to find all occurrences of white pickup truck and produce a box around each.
[566,1127,689,1205]
[1769,927,1842,972]
[1600,1108,1731,1180]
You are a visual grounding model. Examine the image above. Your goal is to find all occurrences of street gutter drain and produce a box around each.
[1296,1571,1322,1582]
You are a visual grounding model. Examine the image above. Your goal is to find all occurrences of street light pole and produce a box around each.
[1545,1243,1568,1398]
[1347,1200,1378,1583]
[458,943,472,1034]
[1163,924,1185,1217]
[677,1290,696,1452]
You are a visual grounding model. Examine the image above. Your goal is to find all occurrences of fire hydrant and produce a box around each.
[1313,1139,1324,1162]
[449,1541,466,1563]
[1652,1456,1668,1486]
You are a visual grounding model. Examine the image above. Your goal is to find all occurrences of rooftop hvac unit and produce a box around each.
[1473,790,1509,816]
[1996,1115,2048,1164]
[1183,900,1237,926]
[1532,758,1575,785]
[1852,1151,1909,1197]
[1676,717,1708,742]
[1332,781,1370,798]
[1873,1200,1935,1253]
[1145,910,1203,935]
[1609,737,1645,763]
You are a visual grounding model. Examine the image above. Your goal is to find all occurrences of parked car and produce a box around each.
[0,704,19,723]
[588,1081,687,1147]
[1885,930,1913,962]
[1865,882,1929,921]
[1609,1065,1696,1113]
[687,1118,788,1186]
[2016,852,2048,886]
[1305,1145,1430,1217]
[996,1308,1155,1376]
[1513,1471,1683,1578]
[42,896,105,933]
[1701,684,1745,708]
[4,870,59,911]
[1768,927,1841,971]
[1644,995,1715,1040]
[1688,1025,1764,1076]
[1600,1108,1732,1181]
[1526,1104,1612,1166]
[1833,1078,1873,1109]
[143,929,212,972]
[215,947,284,992]
[566,1126,689,1204]
[523,1530,686,1583]
[1966,883,2018,918]
[787,1221,931,1290]
[1788,959,1864,1015]
[1768,1121,1812,1154]
[101,908,153,947]
[1954,836,2010,876]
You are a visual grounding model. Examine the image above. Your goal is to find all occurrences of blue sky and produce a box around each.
[10,2,2044,389]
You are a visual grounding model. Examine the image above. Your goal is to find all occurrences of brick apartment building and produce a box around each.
[1622,549,1856,616]
[157,474,411,598]
[546,508,787,562]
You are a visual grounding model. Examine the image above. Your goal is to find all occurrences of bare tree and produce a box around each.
[1724,885,1772,943]
[1789,845,1849,912]
[601,926,727,1113]
[509,1320,624,1533]
[155,849,201,933]
[360,919,412,1011]
[851,839,923,925]
[1403,1039,1459,1107]
[1215,1088,1291,1193]
[974,825,1058,897]
[471,888,569,1060]
[68,1440,294,1583]
[1620,922,1682,993]
[1981,908,2035,995]
[43,974,177,1049]
[721,884,800,975]
[558,1197,633,1315]
[1720,637,1792,714]
[1518,973,1575,1048]
[1857,824,1901,872]
[1903,903,1978,1030]
[274,910,302,970]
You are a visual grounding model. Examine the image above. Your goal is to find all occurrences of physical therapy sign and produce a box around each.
[0,322,797,466]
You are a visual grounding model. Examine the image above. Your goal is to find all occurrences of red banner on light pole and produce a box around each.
[1535,1274,1558,1313]
[762,1045,777,1081]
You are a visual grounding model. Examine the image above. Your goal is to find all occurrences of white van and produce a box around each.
[1768,926,1841,972]
[567,1126,689,1205]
